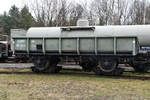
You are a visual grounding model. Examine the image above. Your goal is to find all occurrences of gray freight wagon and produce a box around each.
[13,36,138,56]
[12,20,150,75]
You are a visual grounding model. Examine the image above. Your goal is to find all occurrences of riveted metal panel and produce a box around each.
[29,39,43,51]
[14,39,27,51]
[116,38,133,51]
[97,38,114,51]
[79,38,95,51]
[13,36,139,56]
[45,38,59,51]
[61,38,77,51]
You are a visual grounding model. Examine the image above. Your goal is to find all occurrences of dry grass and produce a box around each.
[0,69,149,100]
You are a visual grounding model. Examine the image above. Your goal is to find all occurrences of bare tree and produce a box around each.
[91,0,116,25]
[68,3,84,26]
[130,0,146,24]
[113,0,130,25]
[27,0,150,26]
[55,0,70,26]
[145,3,150,24]
[30,0,59,26]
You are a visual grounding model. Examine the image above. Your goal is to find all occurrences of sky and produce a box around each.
[0,0,85,14]
[0,0,149,14]
[0,0,26,14]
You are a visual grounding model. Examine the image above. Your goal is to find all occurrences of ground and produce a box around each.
[0,69,150,100]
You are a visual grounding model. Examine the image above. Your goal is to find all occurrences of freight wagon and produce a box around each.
[12,20,150,75]
[0,29,28,63]
[0,34,8,62]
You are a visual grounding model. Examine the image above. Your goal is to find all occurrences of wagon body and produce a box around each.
[13,36,138,56]
[12,26,139,56]
[11,24,150,75]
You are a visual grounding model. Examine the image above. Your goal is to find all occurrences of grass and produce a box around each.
[0,69,149,100]
[124,71,150,77]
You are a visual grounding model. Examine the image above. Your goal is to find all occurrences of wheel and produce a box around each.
[80,57,97,72]
[132,64,150,73]
[45,62,61,74]
[93,58,123,76]
[31,66,40,73]
[32,56,50,72]
[31,56,60,73]
[55,66,62,73]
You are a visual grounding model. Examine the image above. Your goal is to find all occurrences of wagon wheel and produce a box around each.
[32,57,50,72]
[54,66,62,73]
[45,61,61,73]
[93,58,123,75]
[32,56,60,73]
[80,57,97,72]
[98,58,117,72]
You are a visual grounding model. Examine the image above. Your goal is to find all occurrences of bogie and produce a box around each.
[31,55,125,75]
[80,56,124,76]
[80,56,97,72]
[31,56,60,73]
[92,57,124,76]
[129,54,150,73]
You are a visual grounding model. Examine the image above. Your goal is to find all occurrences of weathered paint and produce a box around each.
[26,25,150,46]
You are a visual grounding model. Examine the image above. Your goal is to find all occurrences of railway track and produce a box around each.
[0,63,135,72]
[0,63,33,68]
[0,63,132,69]
[0,63,149,80]
[0,69,149,81]
[58,72,150,81]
